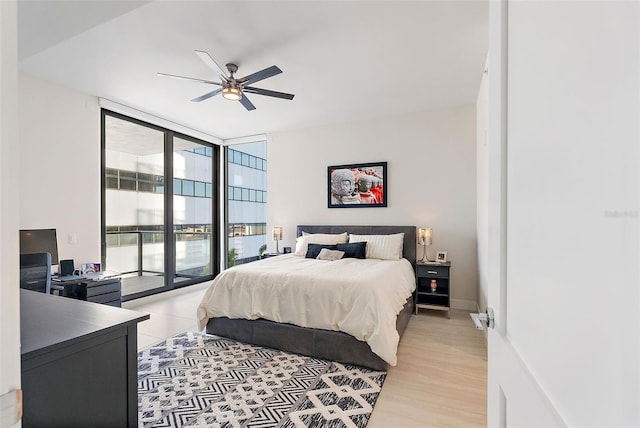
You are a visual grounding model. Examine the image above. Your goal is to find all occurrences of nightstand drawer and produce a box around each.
[416,265,449,278]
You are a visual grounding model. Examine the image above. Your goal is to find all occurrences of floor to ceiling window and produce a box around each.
[226,140,267,266]
[102,110,219,299]
[173,137,215,283]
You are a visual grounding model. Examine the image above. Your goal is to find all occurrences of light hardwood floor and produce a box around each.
[368,310,487,427]
[125,284,488,427]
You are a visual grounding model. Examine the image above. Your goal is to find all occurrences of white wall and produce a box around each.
[1,1,22,422]
[268,106,479,309]
[16,73,480,309]
[18,72,101,267]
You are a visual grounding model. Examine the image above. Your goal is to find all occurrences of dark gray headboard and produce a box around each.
[296,225,416,266]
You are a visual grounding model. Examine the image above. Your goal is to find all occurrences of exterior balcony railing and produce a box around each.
[106,230,212,280]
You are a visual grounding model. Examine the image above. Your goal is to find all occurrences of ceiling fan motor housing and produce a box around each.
[226,63,238,75]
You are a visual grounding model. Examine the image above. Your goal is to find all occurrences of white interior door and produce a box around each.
[486,1,640,426]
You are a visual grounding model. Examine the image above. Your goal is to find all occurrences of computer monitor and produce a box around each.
[19,229,59,265]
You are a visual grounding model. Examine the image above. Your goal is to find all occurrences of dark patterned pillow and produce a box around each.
[336,242,367,259]
[305,243,338,258]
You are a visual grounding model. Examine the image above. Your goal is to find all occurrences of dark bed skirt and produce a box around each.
[206,296,414,371]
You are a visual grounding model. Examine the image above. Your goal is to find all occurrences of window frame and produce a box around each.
[101,109,220,301]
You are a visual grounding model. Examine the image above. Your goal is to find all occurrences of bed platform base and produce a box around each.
[206,296,413,371]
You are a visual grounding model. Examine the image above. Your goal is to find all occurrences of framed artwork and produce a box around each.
[81,263,101,274]
[328,161,387,208]
[436,251,448,263]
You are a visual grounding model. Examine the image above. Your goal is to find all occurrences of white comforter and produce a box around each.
[196,254,416,366]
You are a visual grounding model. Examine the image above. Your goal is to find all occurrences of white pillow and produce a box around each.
[349,233,404,260]
[294,232,348,256]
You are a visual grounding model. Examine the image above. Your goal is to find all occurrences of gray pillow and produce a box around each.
[316,248,345,261]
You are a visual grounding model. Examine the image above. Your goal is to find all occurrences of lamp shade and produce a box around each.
[222,86,242,101]
[272,227,283,241]
[418,228,432,246]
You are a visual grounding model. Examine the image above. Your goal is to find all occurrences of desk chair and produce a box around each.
[20,252,52,294]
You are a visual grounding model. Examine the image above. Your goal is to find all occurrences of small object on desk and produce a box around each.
[84,271,103,280]
[59,259,75,276]
[53,274,85,282]
[81,262,101,275]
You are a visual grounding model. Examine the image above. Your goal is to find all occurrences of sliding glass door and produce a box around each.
[173,137,215,284]
[102,110,218,299]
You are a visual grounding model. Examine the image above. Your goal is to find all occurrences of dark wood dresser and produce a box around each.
[20,289,149,427]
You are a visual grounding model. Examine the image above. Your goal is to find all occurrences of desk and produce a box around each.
[20,290,149,427]
[52,277,122,307]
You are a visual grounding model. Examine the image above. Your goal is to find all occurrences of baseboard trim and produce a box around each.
[450,298,477,311]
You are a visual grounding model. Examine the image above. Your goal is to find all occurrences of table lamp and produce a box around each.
[272,226,283,254]
[418,227,432,262]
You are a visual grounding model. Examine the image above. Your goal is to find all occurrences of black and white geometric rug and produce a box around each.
[138,331,387,427]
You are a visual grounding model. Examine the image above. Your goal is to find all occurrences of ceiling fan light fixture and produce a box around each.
[159,51,294,110]
[222,86,242,101]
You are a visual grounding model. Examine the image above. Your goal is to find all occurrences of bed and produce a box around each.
[198,225,416,370]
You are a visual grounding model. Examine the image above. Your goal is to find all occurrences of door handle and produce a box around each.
[470,307,495,330]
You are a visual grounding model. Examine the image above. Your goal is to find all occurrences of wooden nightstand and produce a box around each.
[415,261,451,318]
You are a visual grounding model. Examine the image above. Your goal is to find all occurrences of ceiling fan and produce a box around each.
[158,50,295,111]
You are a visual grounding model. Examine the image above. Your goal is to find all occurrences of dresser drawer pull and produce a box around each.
[427,270,439,274]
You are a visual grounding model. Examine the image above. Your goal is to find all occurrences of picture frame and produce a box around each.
[328,161,387,208]
[436,251,448,263]
[81,263,101,274]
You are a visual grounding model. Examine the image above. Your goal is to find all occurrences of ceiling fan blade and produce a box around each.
[157,72,221,86]
[238,65,282,86]
[239,94,256,111]
[243,86,295,100]
[191,88,223,102]
[194,50,228,80]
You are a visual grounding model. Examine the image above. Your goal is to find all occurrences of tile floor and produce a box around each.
[123,282,210,350]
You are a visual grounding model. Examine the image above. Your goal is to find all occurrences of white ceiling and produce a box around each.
[18,0,489,140]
